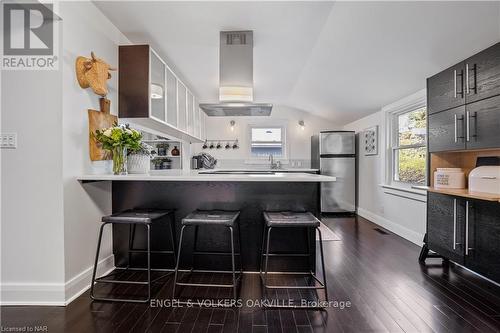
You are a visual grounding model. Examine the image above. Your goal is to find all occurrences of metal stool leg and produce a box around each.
[169,213,177,264]
[237,222,243,274]
[146,223,151,301]
[172,225,186,299]
[316,227,328,302]
[229,226,237,300]
[259,224,267,275]
[263,226,272,287]
[90,222,107,300]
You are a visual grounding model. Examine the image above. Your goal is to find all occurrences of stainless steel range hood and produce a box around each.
[200,31,272,116]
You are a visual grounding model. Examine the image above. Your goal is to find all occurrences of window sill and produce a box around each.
[379,184,427,203]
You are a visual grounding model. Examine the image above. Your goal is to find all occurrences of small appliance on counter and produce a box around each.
[469,156,500,195]
[434,168,465,189]
[191,155,203,169]
[198,152,217,169]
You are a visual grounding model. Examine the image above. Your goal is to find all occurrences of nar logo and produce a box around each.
[2,2,59,70]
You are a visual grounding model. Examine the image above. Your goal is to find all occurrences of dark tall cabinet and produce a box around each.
[425,41,500,285]
[427,41,500,153]
[427,193,500,283]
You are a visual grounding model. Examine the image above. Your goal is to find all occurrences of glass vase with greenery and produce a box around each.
[94,124,142,175]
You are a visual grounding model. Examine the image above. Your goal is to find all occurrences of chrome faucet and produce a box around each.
[269,154,281,169]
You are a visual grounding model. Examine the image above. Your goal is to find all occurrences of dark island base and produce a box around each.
[112,181,320,272]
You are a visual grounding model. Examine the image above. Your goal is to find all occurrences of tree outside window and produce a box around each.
[393,107,427,184]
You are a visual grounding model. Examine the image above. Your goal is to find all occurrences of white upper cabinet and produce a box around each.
[194,99,200,138]
[200,108,206,140]
[119,45,205,142]
[150,49,166,122]
[177,81,187,132]
[166,68,178,128]
[187,91,194,135]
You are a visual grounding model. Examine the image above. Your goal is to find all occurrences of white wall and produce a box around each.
[1,1,130,305]
[60,1,130,303]
[192,105,337,168]
[343,90,427,245]
[1,69,66,304]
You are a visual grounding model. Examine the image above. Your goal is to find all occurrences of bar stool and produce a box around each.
[90,209,176,303]
[173,210,242,301]
[260,211,328,308]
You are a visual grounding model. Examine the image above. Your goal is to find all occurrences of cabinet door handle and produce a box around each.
[466,64,477,94]
[466,64,470,94]
[465,201,473,255]
[454,114,458,143]
[454,70,457,98]
[466,111,470,142]
[465,201,469,255]
[453,199,458,250]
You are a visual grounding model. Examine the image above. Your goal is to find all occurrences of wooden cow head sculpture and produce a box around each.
[76,52,116,97]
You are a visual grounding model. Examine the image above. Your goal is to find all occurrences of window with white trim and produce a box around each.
[249,126,286,158]
[390,106,427,185]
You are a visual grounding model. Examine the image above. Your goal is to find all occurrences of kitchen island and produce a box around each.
[79,172,336,271]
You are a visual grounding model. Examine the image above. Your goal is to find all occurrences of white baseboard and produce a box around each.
[0,255,115,306]
[357,207,424,246]
[64,254,115,305]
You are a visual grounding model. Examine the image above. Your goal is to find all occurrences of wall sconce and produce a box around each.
[298,120,305,130]
[151,83,164,99]
[230,120,236,131]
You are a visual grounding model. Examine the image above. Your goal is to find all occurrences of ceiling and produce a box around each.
[95,1,500,125]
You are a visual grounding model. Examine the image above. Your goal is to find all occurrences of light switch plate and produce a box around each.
[0,133,17,149]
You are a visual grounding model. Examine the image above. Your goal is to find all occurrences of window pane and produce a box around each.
[250,127,283,157]
[398,107,426,146]
[395,147,426,184]
[251,128,282,142]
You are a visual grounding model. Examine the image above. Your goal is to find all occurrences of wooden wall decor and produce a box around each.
[76,51,116,97]
[88,98,117,161]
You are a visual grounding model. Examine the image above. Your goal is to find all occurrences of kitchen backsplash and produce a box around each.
[208,159,312,169]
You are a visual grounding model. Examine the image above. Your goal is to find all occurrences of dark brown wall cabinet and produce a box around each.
[427,42,500,152]
[427,192,500,283]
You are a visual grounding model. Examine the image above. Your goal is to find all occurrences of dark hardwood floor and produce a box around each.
[2,216,500,332]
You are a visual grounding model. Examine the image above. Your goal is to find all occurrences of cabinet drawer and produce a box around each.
[427,63,465,115]
[465,200,500,283]
[427,192,465,264]
[428,106,466,152]
[465,42,500,104]
[465,95,500,150]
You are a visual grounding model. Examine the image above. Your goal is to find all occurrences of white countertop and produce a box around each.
[78,170,335,182]
[202,168,319,173]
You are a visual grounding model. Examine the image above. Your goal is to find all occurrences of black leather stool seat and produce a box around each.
[263,211,320,227]
[182,210,240,227]
[102,209,173,224]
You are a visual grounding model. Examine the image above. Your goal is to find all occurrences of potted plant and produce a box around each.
[127,142,156,174]
[162,158,172,169]
[157,143,169,156]
[94,124,142,175]
[152,158,163,170]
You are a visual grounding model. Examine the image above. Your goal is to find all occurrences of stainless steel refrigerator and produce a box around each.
[311,131,356,213]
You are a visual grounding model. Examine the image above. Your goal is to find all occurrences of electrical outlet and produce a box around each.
[1,133,17,149]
